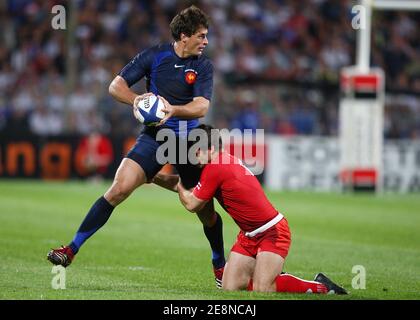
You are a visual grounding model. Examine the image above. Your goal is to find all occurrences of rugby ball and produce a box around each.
[134,95,166,126]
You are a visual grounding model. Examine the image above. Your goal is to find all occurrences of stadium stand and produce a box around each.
[0,0,419,138]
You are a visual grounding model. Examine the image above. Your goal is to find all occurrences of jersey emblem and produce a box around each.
[185,69,197,85]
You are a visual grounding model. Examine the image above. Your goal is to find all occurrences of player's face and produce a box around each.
[196,148,211,167]
[184,27,208,56]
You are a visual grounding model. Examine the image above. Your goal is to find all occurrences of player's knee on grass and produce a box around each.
[252,252,284,292]
[222,257,253,291]
[252,280,275,293]
[221,282,237,291]
[222,274,249,291]
[221,277,242,291]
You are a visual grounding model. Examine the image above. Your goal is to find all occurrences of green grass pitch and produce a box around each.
[0,180,419,300]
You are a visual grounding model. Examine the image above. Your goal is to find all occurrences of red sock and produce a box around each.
[275,274,328,293]
[247,274,328,293]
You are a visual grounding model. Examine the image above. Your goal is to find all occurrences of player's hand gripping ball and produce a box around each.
[134,95,165,126]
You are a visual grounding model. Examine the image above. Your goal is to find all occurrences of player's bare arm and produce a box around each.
[152,173,180,192]
[109,75,152,107]
[177,181,207,213]
[158,96,209,125]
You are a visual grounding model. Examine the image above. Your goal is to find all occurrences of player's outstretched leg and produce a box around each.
[247,273,329,293]
[47,158,147,267]
[197,200,226,288]
[247,273,348,294]
[273,273,329,294]
[247,251,342,294]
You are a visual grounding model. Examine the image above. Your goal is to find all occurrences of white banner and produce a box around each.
[265,135,420,193]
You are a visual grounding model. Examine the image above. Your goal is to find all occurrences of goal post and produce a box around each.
[339,0,420,192]
[339,67,385,191]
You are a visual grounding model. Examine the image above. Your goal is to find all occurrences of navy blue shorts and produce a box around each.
[126,127,203,189]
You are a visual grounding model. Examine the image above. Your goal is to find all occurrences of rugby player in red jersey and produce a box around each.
[177,125,347,294]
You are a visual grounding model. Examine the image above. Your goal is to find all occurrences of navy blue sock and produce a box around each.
[68,196,114,254]
[203,212,225,269]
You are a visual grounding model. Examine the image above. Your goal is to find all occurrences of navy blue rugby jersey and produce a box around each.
[118,43,213,135]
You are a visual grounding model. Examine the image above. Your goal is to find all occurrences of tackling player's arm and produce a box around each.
[152,173,180,192]
[177,182,208,213]
[178,163,220,213]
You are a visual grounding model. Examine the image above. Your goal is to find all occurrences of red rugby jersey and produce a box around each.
[193,152,279,232]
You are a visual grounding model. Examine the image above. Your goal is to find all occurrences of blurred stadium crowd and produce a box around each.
[0,0,419,138]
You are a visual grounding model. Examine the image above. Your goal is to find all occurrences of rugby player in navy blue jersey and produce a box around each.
[47,6,225,287]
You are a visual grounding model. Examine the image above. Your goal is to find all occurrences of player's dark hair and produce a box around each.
[195,124,223,151]
[170,5,210,41]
